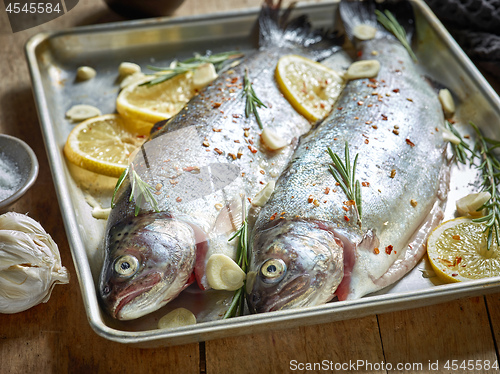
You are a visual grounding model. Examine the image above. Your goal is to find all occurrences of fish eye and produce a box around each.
[260,258,286,283]
[113,255,139,277]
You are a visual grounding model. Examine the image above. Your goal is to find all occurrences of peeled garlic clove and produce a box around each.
[66,104,101,122]
[252,181,275,207]
[353,24,377,40]
[345,60,380,80]
[438,89,455,118]
[456,191,491,217]
[441,128,461,145]
[158,308,196,329]
[193,63,218,89]
[76,66,96,81]
[119,62,141,76]
[261,128,289,150]
[206,254,246,291]
[0,212,69,314]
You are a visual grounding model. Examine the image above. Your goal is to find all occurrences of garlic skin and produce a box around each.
[0,212,69,314]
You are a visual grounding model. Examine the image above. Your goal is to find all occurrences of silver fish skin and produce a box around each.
[99,2,342,320]
[248,0,449,313]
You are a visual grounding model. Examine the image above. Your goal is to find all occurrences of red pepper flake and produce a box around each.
[385,245,393,255]
[202,141,210,147]
[364,139,369,144]
[390,169,396,178]
[248,139,254,145]
[248,145,258,153]
[406,98,413,102]
[362,182,370,187]
[324,187,330,194]
[381,114,388,120]
[214,148,223,155]
[344,200,356,206]
[337,107,343,110]
[354,117,359,120]
[367,104,373,107]
[393,129,399,135]
[260,170,265,175]
[374,248,380,254]
[228,153,237,160]
[231,77,238,84]
[357,101,364,106]
[212,102,222,108]
[270,213,278,221]
[392,88,400,93]
[308,195,314,203]
[335,182,341,186]
[344,215,350,221]
[464,135,470,139]
[369,78,377,83]
[406,138,415,147]
[176,197,182,202]
[212,128,222,132]
[452,235,461,240]
[342,206,349,212]
[232,114,240,119]
[357,50,363,57]
[234,140,240,143]
[365,121,372,125]
[452,273,458,277]
[372,125,378,129]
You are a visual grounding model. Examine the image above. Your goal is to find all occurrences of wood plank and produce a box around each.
[378,297,498,374]
[484,292,500,364]
[205,316,385,374]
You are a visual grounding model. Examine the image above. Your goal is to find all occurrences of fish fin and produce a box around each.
[211,195,244,236]
[258,0,343,60]
[339,0,415,42]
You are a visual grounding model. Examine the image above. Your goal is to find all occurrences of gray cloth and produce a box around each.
[425,0,500,76]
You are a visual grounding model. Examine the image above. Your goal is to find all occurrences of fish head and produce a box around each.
[247,219,344,313]
[99,213,197,320]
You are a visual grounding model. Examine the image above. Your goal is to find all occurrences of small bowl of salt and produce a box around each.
[0,134,39,212]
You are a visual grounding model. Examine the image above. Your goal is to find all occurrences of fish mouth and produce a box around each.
[112,272,162,320]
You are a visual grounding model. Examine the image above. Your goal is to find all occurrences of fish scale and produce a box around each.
[248,0,449,313]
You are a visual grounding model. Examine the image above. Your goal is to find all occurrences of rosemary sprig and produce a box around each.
[224,200,249,319]
[143,50,243,87]
[327,142,362,225]
[111,165,160,216]
[468,122,500,249]
[242,68,267,129]
[447,121,500,249]
[375,9,418,62]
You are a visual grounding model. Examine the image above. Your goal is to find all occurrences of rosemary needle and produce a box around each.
[327,142,362,225]
[111,164,160,216]
[243,68,267,129]
[375,9,418,62]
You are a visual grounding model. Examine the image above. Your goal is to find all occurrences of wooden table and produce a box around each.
[1,1,500,372]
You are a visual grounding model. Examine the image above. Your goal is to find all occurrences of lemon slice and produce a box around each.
[64,114,145,178]
[427,217,500,283]
[116,72,198,135]
[275,54,344,122]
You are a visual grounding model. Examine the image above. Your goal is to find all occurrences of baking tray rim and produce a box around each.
[24,0,500,346]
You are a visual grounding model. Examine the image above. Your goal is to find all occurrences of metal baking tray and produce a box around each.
[25,0,500,347]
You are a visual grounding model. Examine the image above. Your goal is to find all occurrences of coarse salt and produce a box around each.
[0,153,22,201]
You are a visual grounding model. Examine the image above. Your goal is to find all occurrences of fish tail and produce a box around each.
[258,0,343,60]
[339,0,415,42]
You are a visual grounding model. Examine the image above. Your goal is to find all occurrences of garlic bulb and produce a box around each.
[0,212,70,314]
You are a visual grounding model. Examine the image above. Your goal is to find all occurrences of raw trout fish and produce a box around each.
[247,0,450,313]
[99,1,341,320]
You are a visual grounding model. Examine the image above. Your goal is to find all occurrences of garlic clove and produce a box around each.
[456,191,491,217]
[119,62,141,76]
[261,128,289,150]
[206,254,245,291]
[251,181,275,207]
[438,89,455,118]
[353,24,377,40]
[193,63,218,89]
[65,104,102,122]
[158,308,196,329]
[441,128,461,145]
[345,60,381,80]
[76,66,96,81]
